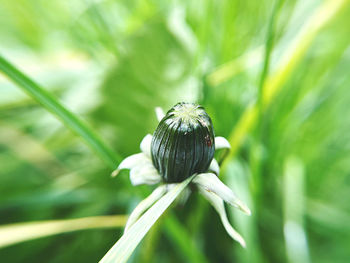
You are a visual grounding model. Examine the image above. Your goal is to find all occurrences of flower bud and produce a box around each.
[151,102,215,183]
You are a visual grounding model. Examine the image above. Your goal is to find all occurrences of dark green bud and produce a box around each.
[151,102,215,183]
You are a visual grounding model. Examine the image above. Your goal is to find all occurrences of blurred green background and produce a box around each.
[1,0,350,262]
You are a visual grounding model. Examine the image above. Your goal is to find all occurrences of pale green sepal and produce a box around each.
[140,134,152,157]
[193,173,251,215]
[155,107,165,122]
[111,153,148,177]
[215,136,231,150]
[129,163,161,186]
[208,159,220,175]
[199,188,246,248]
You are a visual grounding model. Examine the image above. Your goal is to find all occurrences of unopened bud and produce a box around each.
[151,102,215,183]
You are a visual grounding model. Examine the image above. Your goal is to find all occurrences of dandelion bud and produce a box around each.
[151,102,215,183]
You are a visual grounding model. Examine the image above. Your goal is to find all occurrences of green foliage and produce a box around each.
[0,0,350,262]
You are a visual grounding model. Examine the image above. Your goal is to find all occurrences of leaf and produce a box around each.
[0,54,121,169]
[99,176,194,263]
[124,185,166,232]
[0,215,127,248]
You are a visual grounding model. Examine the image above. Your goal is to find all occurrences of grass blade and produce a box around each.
[222,0,350,169]
[0,215,127,248]
[99,176,194,263]
[0,54,121,169]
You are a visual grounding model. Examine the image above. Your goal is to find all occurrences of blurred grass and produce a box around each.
[0,54,121,169]
[0,215,127,248]
[221,0,350,167]
[1,0,350,262]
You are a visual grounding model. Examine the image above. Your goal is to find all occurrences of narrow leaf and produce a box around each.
[124,185,166,232]
[0,54,121,169]
[99,176,194,263]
